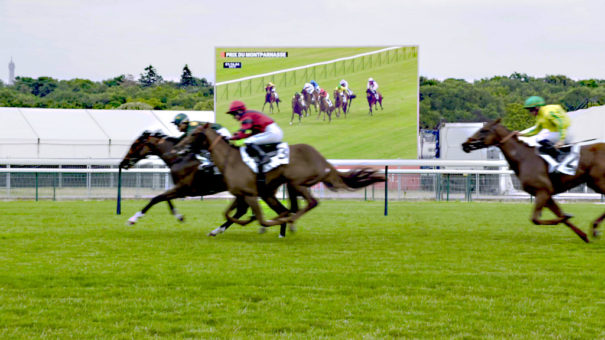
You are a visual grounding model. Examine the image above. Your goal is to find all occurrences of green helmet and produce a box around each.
[172,113,189,125]
[523,96,546,108]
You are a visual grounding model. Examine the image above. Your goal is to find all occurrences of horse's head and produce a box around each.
[120,131,154,169]
[462,119,507,153]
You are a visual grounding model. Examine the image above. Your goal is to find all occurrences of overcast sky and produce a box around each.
[1,0,604,84]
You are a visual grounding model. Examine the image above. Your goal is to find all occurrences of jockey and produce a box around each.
[367,77,379,99]
[310,80,320,94]
[172,113,230,141]
[226,100,284,180]
[339,79,356,98]
[172,113,230,171]
[265,82,279,101]
[319,88,333,107]
[302,82,314,96]
[518,96,571,161]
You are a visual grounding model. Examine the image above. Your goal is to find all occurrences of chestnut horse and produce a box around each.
[318,95,335,122]
[333,89,349,118]
[366,88,383,116]
[262,88,280,114]
[120,131,294,237]
[462,119,605,243]
[173,124,386,229]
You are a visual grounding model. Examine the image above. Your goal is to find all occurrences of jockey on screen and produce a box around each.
[367,77,379,100]
[339,79,356,98]
[265,82,279,101]
[319,88,333,107]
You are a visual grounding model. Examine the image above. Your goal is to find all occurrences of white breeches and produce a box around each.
[245,123,283,145]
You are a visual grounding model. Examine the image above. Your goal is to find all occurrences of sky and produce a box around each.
[1,0,605,84]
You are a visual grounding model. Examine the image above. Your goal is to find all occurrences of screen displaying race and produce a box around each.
[214,46,419,159]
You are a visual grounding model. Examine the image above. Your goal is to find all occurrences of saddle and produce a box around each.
[246,143,280,158]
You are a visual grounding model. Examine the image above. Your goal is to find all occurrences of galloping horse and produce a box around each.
[461,119,605,243]
[120,131,294,237]
[302,90,318,115]
[262,88,280,114]
[291,93,305,125]
[173,124,385,229]
[366,88,383,116]
[333,89,349,118]
[318,95,335,122]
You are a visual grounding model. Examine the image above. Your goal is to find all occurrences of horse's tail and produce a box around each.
[322,166,385,191]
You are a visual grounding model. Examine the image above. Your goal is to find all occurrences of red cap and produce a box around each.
[227,100,246,114]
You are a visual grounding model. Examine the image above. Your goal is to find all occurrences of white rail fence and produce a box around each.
[0,159,602,202]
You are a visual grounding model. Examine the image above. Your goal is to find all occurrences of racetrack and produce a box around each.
[2,200,605,338]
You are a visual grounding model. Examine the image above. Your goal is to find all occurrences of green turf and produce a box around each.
[215,47,418,159]
[2,200,605,338]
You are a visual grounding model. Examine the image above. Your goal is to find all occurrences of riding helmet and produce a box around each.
[227,100,247,114]
[172,113,189,125]
[524,96,546,108]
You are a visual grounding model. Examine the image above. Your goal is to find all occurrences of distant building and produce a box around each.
[8,57,15,85]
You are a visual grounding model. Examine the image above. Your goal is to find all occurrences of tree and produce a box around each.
[179,64,196,87]
[138,65,163,87]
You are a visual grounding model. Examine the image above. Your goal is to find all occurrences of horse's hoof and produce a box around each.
[176,214,185,222]
[126,220,135,226]
[593,229,601,238]
[258,227,267,234]
[288,223,297,233]
[207,232,217,237]
[278,234,285,239]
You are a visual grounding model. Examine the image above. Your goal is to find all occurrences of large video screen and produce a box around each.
[215,47,418,159]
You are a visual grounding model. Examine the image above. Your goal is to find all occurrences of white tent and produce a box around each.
[568,105,605,143]
[0,108,214,161]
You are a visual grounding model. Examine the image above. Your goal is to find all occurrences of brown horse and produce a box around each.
[461,119,605,243]
[318,95,335,122]
[262,88,280,114]
[120,131,294,237]
[366,88,383,116]
[302,90,318,115]
[333,89,349,118]
[173,124,386,229]
[291,93,305,125]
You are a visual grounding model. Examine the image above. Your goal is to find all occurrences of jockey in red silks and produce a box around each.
[319,88,333,107]
[226,100,284,176]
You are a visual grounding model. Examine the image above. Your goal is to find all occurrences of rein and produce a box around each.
[209,135,222,151]
[499,131,517,145]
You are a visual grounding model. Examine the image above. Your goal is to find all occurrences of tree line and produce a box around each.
[420,73,605,130]
[0,65,213,111]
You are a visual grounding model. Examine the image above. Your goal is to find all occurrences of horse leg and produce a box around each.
[276,100,280,113]
[261,195,291,238]
[224,197,257,226]
[209,197,252,236]
[591,212,605,238]
[127,186,187,225]
[242,195,289,228]
[531,192,589,242]
[283,186,318,224]
[286,184,300,233]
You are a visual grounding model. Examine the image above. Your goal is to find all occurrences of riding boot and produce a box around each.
[246,143,268,189]
[538,140,561,161]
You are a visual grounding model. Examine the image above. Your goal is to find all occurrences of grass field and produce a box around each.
[2,200,605,338]
[215,47,418,159]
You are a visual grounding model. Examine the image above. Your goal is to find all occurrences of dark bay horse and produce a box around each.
[366,88,383,116]
[318,95,335,122]
[173,124,385,229]
[291,93,305,125]
[333,90,349,118]
[263,88,280,114]
[462,119,605,243]
[120,131,293,237]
